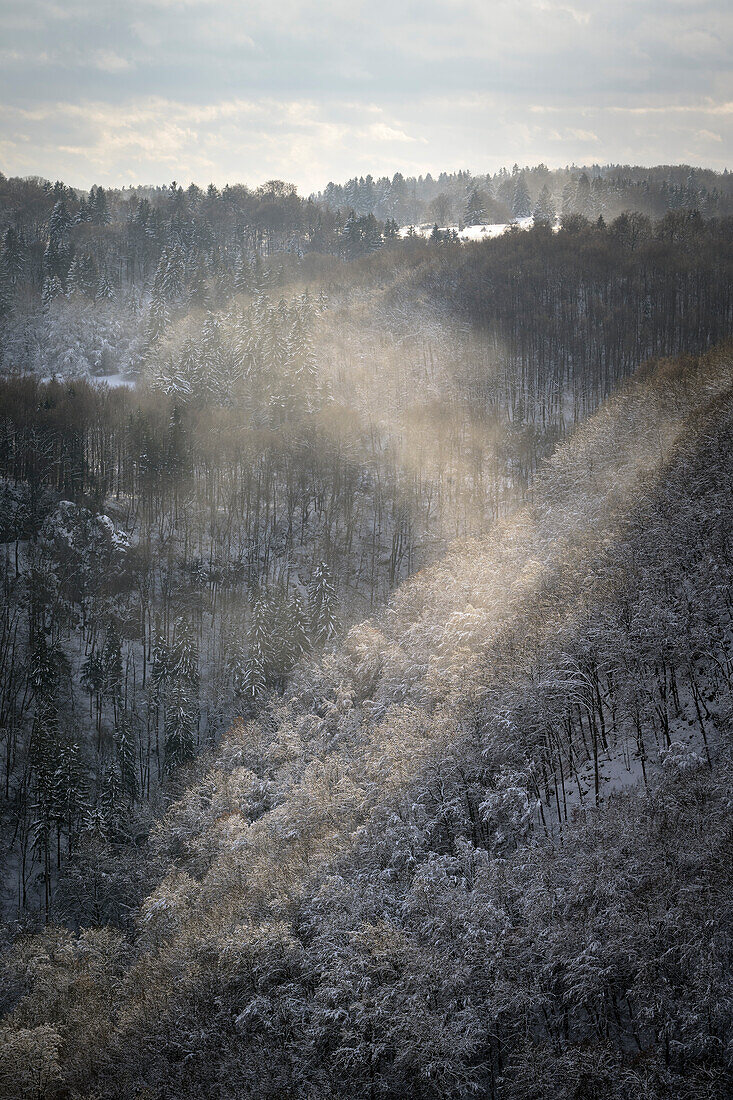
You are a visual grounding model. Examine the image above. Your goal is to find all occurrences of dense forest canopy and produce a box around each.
[0,163,731,1098]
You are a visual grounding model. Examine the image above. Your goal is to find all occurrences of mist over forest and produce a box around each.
[0,154,732,1100]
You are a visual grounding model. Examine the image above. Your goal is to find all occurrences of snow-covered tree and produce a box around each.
[512,173,532,218]
[309,561,339,646]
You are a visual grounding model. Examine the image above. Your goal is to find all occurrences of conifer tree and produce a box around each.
[65,254,84,298]
[163,618,199,771]
[234,596,271,705]
[342,211,362,260]
[465,189,485,225]
[309,561,339,647]
[512,174,532,218]
[534,184,556,225]
[1,226,24,309]
[574,172,593,217]
[114,716,137,806]
[289,587,311,660]
[96,271,115,301]
[162,244,185,303]
[52,737,86,859]
[28,637,66,917]
[101,624,123,715]
[49,200,72,239]
[89,185,111,225]
[42,275,64,307]
[187,255,210,308]
[147,283,170,343]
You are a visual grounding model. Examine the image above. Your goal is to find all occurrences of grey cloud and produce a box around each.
[0,0,730,189]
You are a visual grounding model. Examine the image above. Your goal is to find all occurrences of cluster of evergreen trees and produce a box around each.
[317,163,733,228]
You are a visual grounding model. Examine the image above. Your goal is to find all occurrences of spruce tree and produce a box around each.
[309,561,339,647]
[163,618,199,771]
[96,271,115,301]
[52,737,86,859]
[533,184,556,225]
[42,275,64,307]
[464,189,485,225]
[512,174,532,219]
[49,200,72,239]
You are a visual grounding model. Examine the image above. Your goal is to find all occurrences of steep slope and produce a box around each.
[2,344,733,1099]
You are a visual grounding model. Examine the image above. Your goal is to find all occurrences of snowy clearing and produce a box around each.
[399,216,539,240]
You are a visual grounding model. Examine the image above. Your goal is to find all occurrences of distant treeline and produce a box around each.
[2,163,732,330]
[316,162,733,226]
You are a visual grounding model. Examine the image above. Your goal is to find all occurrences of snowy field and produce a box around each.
[399,216,538,240]
[39,371,136,388]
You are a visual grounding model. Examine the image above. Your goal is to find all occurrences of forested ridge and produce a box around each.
[0,167,732,1098]
[2,340,732,1098]
[1,163,732,383]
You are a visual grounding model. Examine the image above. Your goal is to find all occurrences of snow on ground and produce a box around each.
[94,372,136,388]
[537,677,719,838]
[39,371,136,388]
[399,217,539,241]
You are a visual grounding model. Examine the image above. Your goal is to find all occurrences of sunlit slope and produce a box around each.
[5,343,733,1099]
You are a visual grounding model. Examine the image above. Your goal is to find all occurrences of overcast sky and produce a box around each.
[0,0,731,193]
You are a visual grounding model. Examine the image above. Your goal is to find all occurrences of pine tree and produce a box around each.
[147,283,170,343]
[251,593,277,678]
[283,300,318,413]
[81,648,106,741]
[0,226,24,309]
[52,737,86,859]
[201,311,224,396]
[561,180,576,216]
[289,587,311,660]
[362,214,383,253]
[80,253,99,297]
[233,596,271,706]
[234,253,253,295]
[574,172,593,218]
[49,200,72,239]
[342,211,362,260]
[465,189,485,225]
[96,271,115,301]
[28,637,65,917]
[66,254,84,297]
[43,236,66,280]
[309,561,339,647]
[179,336,204,394]
[251,253,269,296]
[533,184,556,225]
[162,244,185,303]
[89,185,111,225]
[101,624,123,710]
[42,275,64,307]
[512,174,532,219]
[187,255,210,308]
[99,762,125,837]
[115,716,137,804]
[237,643,267,704]
[163,618,199,771]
